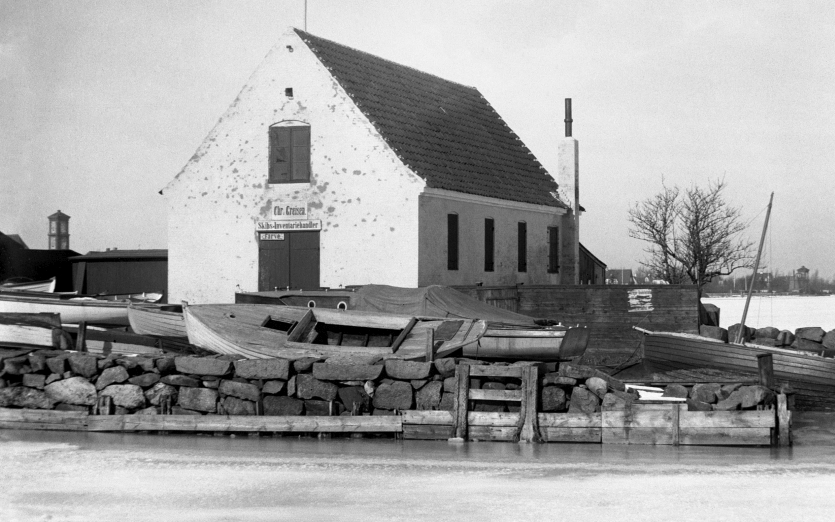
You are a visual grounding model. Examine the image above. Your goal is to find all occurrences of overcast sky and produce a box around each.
[1,1,833,277]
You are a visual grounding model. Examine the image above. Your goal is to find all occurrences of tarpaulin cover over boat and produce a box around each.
[352,285,536,324]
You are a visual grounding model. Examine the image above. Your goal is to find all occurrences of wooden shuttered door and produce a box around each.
[517,222,527,273]
[447,214,459,270]
[548,226,559,273]
[484,218,494,272]
[269,125,310,183]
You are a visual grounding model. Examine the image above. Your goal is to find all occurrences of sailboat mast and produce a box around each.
[735,192,774,344]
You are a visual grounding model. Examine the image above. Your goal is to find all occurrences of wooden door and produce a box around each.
[258,232,320,291]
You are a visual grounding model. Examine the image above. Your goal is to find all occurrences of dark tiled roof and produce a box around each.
[70,249,168,262]
[295,29,565,208]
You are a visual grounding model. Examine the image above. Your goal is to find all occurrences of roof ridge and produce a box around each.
[293,28,479,92]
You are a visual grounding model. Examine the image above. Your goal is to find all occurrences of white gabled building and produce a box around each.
[164,28,585,304]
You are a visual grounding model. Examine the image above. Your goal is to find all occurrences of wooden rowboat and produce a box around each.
[0,293,130,326]
[183,304,488,361]
[637,328,835,410]
[1,277,57,293]
[128,303,187,338]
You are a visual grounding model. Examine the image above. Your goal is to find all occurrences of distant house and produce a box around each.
[164,28,598,303]
[70,249,168,302]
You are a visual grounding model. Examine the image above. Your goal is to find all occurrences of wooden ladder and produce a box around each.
[451,363,541,443]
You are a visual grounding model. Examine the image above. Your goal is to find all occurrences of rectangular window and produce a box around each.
[517,222,527,273]
[447,214,459,270]
[548,226,560,273]
[484,218,494,272]
[269,125,310,183]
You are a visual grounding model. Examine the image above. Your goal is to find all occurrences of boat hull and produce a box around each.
[642,331,835,410]
[1,277,56,293]
[0,294,129,326]
[128,304,186,338]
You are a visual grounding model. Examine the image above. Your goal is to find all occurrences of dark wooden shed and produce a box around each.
[70,249,168,302]
[1,232,79,291]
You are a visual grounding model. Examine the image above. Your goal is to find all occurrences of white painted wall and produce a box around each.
[165,28,424,303]
[418,189,567,286]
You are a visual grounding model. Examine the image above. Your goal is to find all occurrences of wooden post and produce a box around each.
[450,363,470,441]
[518,365,541,443]
[757,353,774,388]
[671,403,681,446]
[425,328,435,363]
[777,393,791,447]
[75,321,87,352]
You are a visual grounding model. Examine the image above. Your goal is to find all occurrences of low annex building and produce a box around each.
[164,28,587,303]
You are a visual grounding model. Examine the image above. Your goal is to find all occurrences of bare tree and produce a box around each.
[628,178,754,298]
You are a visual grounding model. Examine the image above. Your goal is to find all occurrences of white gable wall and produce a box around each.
[165,29,424,303]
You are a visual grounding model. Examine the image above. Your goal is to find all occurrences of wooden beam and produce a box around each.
[757,353,774,388]
[468,389,524,402]
[390,317,417,352]
[469,365,524,378]
[518,365,540,443]
[425,328,435,363]
[452,363,470,440]
[75,321,87,352]
[672,403,680,446]
[401,410,453,425]
[777,393,791,447]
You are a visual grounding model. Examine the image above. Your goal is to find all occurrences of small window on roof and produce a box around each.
[269,124,310,183]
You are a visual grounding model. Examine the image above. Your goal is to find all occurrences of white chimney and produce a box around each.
[557,98,580,284]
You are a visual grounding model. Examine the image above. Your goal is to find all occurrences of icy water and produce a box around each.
[3,430,835,522]
[702,295,835,331]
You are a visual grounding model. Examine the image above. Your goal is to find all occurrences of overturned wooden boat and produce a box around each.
[0,293,130,326]
[0,312,65,348]
[636,327,835,410]
[1,277,57,293]
[183,304,489,360]
[127,303,187,338]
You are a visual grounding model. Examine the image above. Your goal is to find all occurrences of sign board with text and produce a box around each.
[259,233,285,241]
[256,220,322,232]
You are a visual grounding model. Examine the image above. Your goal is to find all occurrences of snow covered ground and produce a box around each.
[702,295,835,331]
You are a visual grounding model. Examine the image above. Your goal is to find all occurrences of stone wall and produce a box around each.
[701,324,835,357]
[0,350,777,417]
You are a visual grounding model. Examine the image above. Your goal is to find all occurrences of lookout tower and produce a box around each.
[47,210,70,250]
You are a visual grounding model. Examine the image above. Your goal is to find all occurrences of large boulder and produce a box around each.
[45,376,97,406]
[415,381,442,410]
[96,366,130,390]
[46,355,68,374]
[261,380,286,395]
[234,358,290,381]
[263,396,304,415]
[177,387,218,413]
[219,379,260,402]
[323,354,382,366]
[690,383,720,404]
[100,384,146,410]
[585,377,608,399]
[312,363,383,381]
[791,338,823,354]
[296,374,338,401]
[700,325,729,342]
[293,357,322,373]
[714,390,744,411]
[155,356,177,374]
[559,363,596,380]
[144,382,178,406]
[128,373,161,389]
[439,392,455,411]
[602,391,635,410]
[161,375,201,388]
[542,373,577,387]
[822,329,835,351]
[662,384,689,398]
[434,358,456,378]
[22,374,46,390]
[796,327,826,343]
[174,357,231,377]
[687,398,713,411]
[568,387,599,414]
[755,327,780,340]
[372,381,413,410]
[443,377,456,393]
[68,354,99,379]
[0,387,56,409]
[541,386,567,412]
[219,396,256,415]
[775,330,796,347]
[338,386,370,413]
[28,354,48,373]
[727,324,753,343]
[739,385,775,408]
[384,360,431,380]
